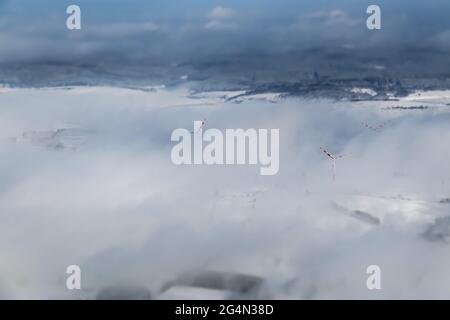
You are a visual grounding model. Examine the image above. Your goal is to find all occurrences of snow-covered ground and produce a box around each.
[1,86,450,299]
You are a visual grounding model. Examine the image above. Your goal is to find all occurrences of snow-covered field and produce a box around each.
[1,86,450,299]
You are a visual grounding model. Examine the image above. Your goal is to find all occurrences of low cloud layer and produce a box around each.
[1,87,450,298]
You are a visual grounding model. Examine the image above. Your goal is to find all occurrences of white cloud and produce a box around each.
[205,6,237,31]
[306,9,360,26]
[90,21,162,38]
[204,20,237,31]
[208,6,234,21]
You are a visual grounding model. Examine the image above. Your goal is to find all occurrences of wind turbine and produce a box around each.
[320,147,347,182]
[191,118,206,134]
[361,120,391,132]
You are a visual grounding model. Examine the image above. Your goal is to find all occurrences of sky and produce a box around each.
[1,1,450,85]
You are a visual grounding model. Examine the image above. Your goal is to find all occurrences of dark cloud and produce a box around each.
[1,1,450,85]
